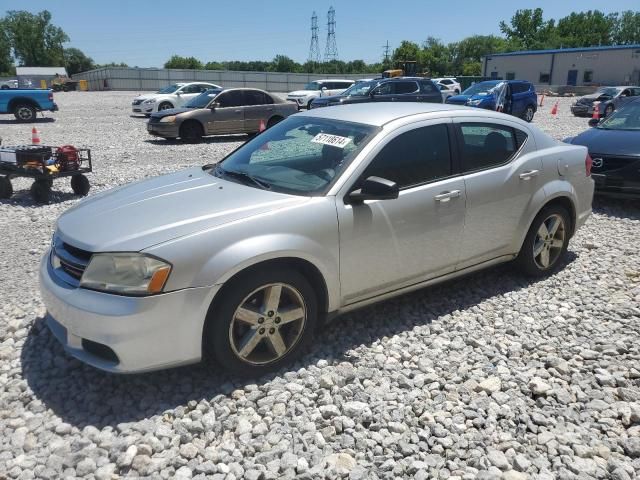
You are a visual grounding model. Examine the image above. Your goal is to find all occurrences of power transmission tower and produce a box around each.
[308,12,321,64]
[324,6,338,63]
[382,40,391,65]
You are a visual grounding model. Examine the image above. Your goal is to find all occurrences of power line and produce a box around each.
[324,6,338,63]
[308,11,321,63]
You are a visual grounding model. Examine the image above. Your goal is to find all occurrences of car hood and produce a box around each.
[569,128,640,157]
[446,94,472,104]
[150,107,192,119]
[56,167,310,253]
[134,93,161,102]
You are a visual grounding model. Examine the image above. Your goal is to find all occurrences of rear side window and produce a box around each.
[395,81,419,94]
[244,90,271,105]
[459,123,526,172]
[511,82,530,94]
[362,124,451,189]
[420,81,438,93]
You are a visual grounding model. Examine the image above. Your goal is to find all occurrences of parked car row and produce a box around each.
[570,86,640,118]
[132,82,222,115]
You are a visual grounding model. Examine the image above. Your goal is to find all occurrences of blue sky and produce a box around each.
[3,0,638,67]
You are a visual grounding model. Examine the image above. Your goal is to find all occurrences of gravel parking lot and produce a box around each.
[1,92,639,480]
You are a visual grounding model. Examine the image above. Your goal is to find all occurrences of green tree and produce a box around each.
[268,55,299,72]
[164,55,203,69]
[611,11,640,44]
[450,35,508,73]
[421,37,452,76]
[499,8,556,50]
[0,20,14,75]
[64,47,94,75]
[462,62,482,76]
[95,61,129,68]
[3,10,68,66]
[392,40,421,65]
[556,11,615,47]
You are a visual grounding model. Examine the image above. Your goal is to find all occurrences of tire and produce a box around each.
[0,176,13,199]
[266,116,283,129]
[454,88,460,94]
[71,174,90,196]
[14,104,36,122]
[205,267,318,376]
[158,102,173,111]
[180,121,204,143]
[30,179,51,203]
[604,105,614,117]
[1,85,9,90]
[522,105,535,122]
[516,205,571,277]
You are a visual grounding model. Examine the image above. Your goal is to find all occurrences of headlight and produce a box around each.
[80,253,171,295]
[467,99,482,106]
[143,98,156,104]
[159,115,176,123]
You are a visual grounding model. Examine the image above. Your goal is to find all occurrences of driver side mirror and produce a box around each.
[346,176,399,204]
[211,102,220,110]
[588,117,601,127]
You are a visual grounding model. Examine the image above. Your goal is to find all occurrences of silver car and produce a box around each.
[40,103,594,375]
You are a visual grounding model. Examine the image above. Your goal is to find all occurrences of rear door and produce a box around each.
[206,90,244,134]
[390,81,420,102]
[242,90,274,133]
[453,119,540,268]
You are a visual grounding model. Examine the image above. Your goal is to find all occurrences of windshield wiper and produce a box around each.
[214,165,271,190]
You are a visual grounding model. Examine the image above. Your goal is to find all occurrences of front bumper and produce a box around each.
[570,105,592,117]
[146,122,180,138]
[39,252,218,373]
[592,174,640,199]
[132,102,155,114]
[49,103,59,112]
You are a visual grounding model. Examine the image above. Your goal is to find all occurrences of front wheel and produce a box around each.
[180,121,204,143]
[71,174,90,196]
[0,176,13,199]
[522,105,535,122]
[205,268,318,376]
[30,179,52,203]
[516,205,570,277]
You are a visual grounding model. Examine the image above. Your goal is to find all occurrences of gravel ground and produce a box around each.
[1,92,639,479]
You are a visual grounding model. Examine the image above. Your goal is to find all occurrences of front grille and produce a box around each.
[591,155,640,174]
[52,236,92,286]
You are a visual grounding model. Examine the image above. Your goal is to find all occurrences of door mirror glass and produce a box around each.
[346,176,399,204]
[211,102,220,109]
[588,117,600,127]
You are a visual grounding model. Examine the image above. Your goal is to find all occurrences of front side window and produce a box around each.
[459,123,522,172]
[361,124,451,189]
[511,82,530,94]
[421,81,438,93]
[372,82,393,95]
[303,82,321,91]
[214,117,379,195]
[182,84,202,94]
[184,89,221,108]
[597,102,640,131]
[217,91,244,108]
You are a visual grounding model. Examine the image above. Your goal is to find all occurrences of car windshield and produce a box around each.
[303,82,322,91]
[157,84,182,94]
[211,116,379,196]
[462,81,500,96]
[341,80,378,97]
[595,87,620,98]
[185,89,222,108]
[597,101,640,130]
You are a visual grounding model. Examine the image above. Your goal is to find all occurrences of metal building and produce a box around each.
[16,67,68,88]
[482,45,640,87]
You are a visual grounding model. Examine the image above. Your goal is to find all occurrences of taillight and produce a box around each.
[48,92,53,101]
[585,153,593,176]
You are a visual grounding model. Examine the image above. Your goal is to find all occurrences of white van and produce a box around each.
[286,79,355,109]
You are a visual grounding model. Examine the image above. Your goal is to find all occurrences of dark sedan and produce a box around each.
[309,77,442,108]
[565,98,640,198]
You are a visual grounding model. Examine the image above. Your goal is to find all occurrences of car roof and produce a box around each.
[297,102,476,127]
[312,79,355,83]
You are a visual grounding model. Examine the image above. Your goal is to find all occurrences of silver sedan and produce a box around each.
[40,103,594,375]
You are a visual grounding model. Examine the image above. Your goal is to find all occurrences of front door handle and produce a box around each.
[519,169,540,180]
[434,190,461,202]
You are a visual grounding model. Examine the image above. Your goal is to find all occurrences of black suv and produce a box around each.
[310,77,442,108]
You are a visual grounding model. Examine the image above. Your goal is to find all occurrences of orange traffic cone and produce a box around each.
[31,127,41,145]
[550,102,558,117]
[259,119,266,132]
[539,94,545,107]
[592,102,600,120]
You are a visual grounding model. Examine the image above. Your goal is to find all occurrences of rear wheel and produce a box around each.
[14,104,36,122]
[604,104,614,117]
[71,174,90,196]
[180,121,204,143]
[205,268,318,376]
[266,116,283,129]
[30,179,52,203]
[516,205,570,277]
[522,105,535,122]
[0,176,13,199]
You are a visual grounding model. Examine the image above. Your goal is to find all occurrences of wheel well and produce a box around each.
[179,119,204,135]
[159,101,173,107]
[8,98,38,111]
[268,115,283,125]
[543,196,576,236]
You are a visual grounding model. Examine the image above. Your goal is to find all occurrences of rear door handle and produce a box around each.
[434,190,461,202]
[519,169,539,180]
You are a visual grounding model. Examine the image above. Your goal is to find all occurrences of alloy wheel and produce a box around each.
[532,214,566,270]
[525,107,534,122]
[229,283,306,365]
[17,107,34,120]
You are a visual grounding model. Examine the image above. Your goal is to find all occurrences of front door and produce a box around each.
[453,119,542,268]
[336,121,466,304]
[567,70,578,86]
[206,90,244,134]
